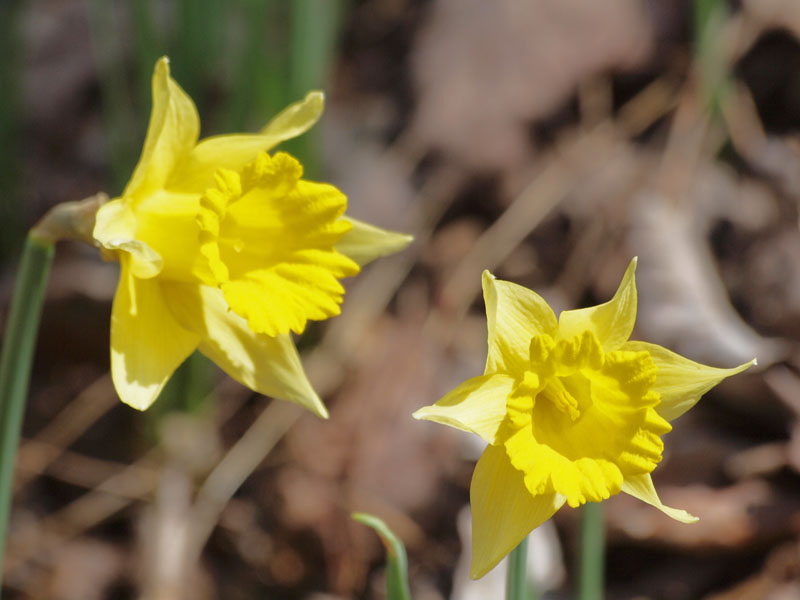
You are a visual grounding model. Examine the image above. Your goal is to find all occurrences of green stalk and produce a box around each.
[0,233,55,574]
[506,536,529,600]
[352,512,411,600]
[578,502,605,600]
[692,0,730,119]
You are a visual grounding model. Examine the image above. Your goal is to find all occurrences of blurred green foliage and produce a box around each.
[85,0,344,194]
[693,0,732,121]
[0,0,24,262]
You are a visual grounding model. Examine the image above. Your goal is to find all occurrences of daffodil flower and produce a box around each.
[93,57,411,417]
[413,258,753,578]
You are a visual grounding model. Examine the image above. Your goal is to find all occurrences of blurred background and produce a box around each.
[1,0,800,598]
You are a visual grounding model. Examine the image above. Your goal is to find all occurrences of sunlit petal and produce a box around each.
[622,473,698,523]
[335,217,413,266]
[168,92,325,194]
[482,270,558,376]
[125,57,199,199]
[94,199,164,279]
[624,341,755,422]
[470,444,566,579]
[559,257,637,351]
[412,374,515,443]
[162,282,327,418]
[110,258,200,410]
[260,90,325,143]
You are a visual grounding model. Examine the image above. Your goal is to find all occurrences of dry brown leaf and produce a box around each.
[630,191,783,367]
[705,540,800,600]
[607,479,800,548]
[40,539,126,600]
[409,0,652,171]
[742,0,800,41]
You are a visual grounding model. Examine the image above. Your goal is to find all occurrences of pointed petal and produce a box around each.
[559,257,637,351]
[470,444,566,579]
[260,90,325,141]
[168,91,324,194]
[412,374,515,444]
[161,282,328,418]
[483,271,558,376]
[125,57,199,199]
[93,198,135,246]
[335,217,413,266]
[623,341,755,422]
[622,473,698,523]
[110,259,200,410]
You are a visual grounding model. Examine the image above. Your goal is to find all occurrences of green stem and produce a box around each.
[578,502,605,600]
[0,233,54,575]
[506,535,528,600]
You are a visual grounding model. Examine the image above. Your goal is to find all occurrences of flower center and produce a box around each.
[500,329,670,507]
[515,368,583,421]
[542,378,581,421]
[196,151,359,336]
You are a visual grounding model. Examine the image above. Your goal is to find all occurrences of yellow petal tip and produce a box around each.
[306,90,325,104]
[481,270,496,291]
[468,559,494,580]
[154,56,170,76]
[411,407,430,421]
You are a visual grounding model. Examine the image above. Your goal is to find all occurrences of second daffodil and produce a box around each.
[413,258,754,578]
[93,57,411,417]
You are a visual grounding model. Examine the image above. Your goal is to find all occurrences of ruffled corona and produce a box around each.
[197,152,360,336]
[499,330,670,508]
[413,258,755,578]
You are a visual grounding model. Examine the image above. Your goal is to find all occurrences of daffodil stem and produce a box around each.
[0,233,54,576]
[506,535,529,600]
[578,501,605,600]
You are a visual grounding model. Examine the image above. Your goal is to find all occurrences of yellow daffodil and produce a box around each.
[93,57,411,417]
[413,258,754,578]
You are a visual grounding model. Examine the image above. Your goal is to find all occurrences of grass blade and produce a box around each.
[352,512,412,600]
[0,233,55,576]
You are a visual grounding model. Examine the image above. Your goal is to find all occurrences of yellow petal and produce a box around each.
[558,257,637,352]
[260,90,325,141]
[335,217,413,266]
[110,258,200,410]
[129,189,206,282]
[102,239,163,279]
[482,271,558,376]
[412,374,515,443]
[125,57,199,199]
[94,198,164,279]
[622,473,698,523]
[167,91,324,194]
[161,282,328,418]
[470,444,566,579]
[94,198,136,247]
[623,341,755,422]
